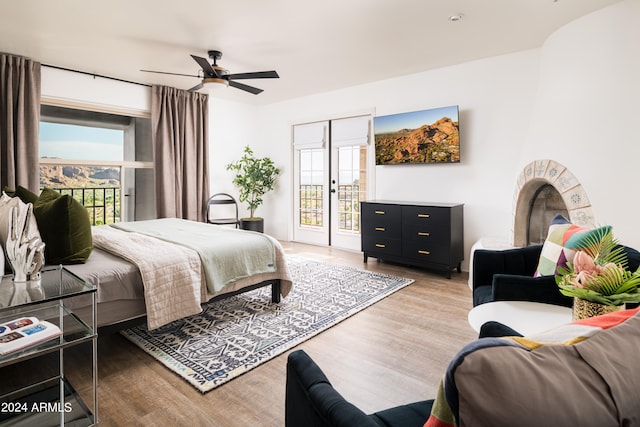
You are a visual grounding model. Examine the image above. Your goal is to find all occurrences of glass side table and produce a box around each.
[0,266,97,426]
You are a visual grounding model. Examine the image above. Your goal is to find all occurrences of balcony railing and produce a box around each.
[298,184,362,232]
[48,187,120,226]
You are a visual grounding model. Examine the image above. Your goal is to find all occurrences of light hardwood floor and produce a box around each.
[84,242,477,426]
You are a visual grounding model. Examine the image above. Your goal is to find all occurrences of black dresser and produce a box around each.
[361,200,464,278]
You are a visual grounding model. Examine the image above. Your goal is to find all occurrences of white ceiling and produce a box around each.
[0,0,621,105]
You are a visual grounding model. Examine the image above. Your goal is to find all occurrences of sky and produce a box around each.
[39,122,123,161]
[373,105,459,135]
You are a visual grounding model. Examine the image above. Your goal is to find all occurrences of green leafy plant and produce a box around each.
[226,146,280,219]
[555,227,640,306]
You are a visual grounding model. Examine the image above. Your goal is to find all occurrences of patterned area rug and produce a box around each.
[120,256,414,393]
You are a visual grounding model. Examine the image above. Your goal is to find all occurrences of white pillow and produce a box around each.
[0,192,44,274]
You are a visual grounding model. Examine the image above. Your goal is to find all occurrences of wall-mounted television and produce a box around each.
[373,105,460,165]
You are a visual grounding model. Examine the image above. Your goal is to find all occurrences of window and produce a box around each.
[39,104,153,225]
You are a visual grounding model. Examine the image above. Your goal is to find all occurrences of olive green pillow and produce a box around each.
[14,185,39,205]
[34,188,93,264]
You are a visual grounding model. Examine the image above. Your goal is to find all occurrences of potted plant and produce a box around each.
[226,145,280,233]
[555,226,640,319]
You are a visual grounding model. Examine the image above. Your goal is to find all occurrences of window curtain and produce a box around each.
[151,85,210,221]
[331,115,370,147]
[0,54,41,192]
[293,122,326,150]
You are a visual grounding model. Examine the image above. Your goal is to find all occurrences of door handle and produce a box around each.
[330,188,336,193]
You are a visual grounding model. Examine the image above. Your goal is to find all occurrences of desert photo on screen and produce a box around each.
[374,106,460,165]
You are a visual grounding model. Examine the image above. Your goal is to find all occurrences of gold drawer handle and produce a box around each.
[375,243,386,248]
[418,250,431,255]
[417,232,430,236]
[375,227,386,231]
[417,213,430,218]
[375,210,385,215]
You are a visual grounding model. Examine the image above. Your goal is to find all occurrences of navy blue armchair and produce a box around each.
[285,350,433,427]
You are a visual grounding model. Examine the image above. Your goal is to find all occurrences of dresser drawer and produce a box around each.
[402,240,450,264]
[402,205,449,228]
[361,203,402,235]
[401,225,450,244]
[362,235,402,257]
[361,221,402,237]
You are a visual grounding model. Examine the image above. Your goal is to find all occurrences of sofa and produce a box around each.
[285,308,640,427]
[471,244,640,307]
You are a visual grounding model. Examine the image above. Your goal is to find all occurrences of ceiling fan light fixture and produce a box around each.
[203,77,229,87]
[142,50,278,94]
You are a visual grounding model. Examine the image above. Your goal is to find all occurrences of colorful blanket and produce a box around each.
[425,307,640,427]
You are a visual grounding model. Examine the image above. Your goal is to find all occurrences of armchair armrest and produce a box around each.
[492,274,572,307]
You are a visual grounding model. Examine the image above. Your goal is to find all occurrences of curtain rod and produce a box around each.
[42,63,152,88]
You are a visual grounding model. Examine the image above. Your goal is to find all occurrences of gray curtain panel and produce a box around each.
[0,54,41,193]
[151,85,210,221]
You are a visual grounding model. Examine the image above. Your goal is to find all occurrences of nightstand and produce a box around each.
[0,266,97,426]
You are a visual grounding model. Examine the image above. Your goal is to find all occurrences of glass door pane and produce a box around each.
[293,121,330,246]
[337,146,366,233]
[299,149,325,227]
[330,143,369,251]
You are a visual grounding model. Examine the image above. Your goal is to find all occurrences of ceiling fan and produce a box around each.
[141,50,279,95]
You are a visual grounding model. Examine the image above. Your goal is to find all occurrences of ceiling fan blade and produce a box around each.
[227,70,279,80]
[190,55,219,77]
[140,70,199,78]
[188,82,204,92]
[229,80,263,95]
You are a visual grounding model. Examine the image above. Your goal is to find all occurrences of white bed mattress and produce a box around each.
[64,247,147,328]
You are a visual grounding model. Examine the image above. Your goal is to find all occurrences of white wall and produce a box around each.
[208,97,260,200]
[523,0,640,249]
[41,66,150,114]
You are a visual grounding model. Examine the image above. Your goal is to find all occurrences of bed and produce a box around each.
[63,218,292,331]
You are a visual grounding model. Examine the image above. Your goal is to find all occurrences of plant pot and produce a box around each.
[240,218,264,233]
[572,297,623,321]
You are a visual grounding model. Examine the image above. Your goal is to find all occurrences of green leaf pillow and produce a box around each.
[34,188,93,264]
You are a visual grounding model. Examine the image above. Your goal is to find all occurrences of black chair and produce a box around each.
[471,244,640,308]
[205,193,240,228]
[285,350,433,427]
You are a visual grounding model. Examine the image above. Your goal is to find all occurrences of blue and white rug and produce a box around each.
[120,256,414,393]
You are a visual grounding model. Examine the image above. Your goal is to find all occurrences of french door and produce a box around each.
[292,115,372,251]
